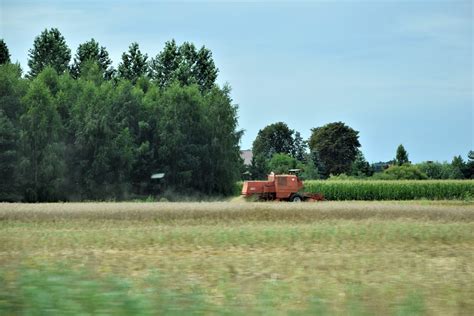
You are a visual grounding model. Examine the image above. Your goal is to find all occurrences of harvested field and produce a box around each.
[1,201,473,315]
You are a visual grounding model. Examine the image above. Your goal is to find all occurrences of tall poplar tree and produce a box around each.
[0,110,19,200]
[19,73,65,201]
[0,39,11,65]
[71,39,114,80]
[27,28,71,78]
[395,144,410,166]
[158,84,207,191]
[149,40,218,92]
[117,42,148,84]
[203,84,242,194]
[149,39,180,88]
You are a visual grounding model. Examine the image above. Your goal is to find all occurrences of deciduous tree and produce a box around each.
[203,84,242,194]
[0,110,19,201]
[251,122,295,179]
[351,150,373,177]
[292,131,307,161]
[395,144,410,165]
[71,39,114,79]
[118,42,148,84]
[308,122,361,177]
[149,40,218,92]
[0,63,27,123]
[158,83,206,191]
[268,153,297,174]
[27,28,71,78]
[0,39,11,65]
[19,73,65,201]
[450,155,466,179]
[466,151,474,179]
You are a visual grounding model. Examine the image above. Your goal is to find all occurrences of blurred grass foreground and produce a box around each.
[1,201,473,315]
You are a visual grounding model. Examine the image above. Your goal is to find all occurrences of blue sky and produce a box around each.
[1,0,472,163]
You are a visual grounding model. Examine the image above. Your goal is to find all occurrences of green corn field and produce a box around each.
[303,180,474,200]
[236,180,474,200]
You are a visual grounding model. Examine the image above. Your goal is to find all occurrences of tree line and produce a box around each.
[1,29,472,202]
[0,29,241,201]
[248,121,474,181]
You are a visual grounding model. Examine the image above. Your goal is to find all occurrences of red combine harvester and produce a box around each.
[241,170,324,202]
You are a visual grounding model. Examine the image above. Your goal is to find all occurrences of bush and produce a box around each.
[268,153,297,174]
[373,165,428,180]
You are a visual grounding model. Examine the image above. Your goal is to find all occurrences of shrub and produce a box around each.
[373,165,428,180]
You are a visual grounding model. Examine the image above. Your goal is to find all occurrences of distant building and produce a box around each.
[240,149,253,165]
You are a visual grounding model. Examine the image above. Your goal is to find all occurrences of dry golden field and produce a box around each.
[1,201,473,315]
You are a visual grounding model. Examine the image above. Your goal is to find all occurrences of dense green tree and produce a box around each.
[109,81,145,195]
[158,83,206,191]
[417,161,445,179]
[19,75,65,201]
[292,131,307,161]
[0,64,26,201]
[466,151,474,179]
[194,46,219,92]
[395,144,410,165]
[253,122,295,159]
[350,150,373,177]
[149,40,218,92]
[66,78,102,198]
[149,39,180,88]
[308,122,361,177]
[35,66,61,96]
[374,165,427,180]
[118,42,148,84]
[310,150,326,178]
[27,28,71,78]
[67,79,138,199]
[450,155,466,179]
[251,122,295,179]
[249,154,268,180]
[71,39,114,79]
[0,34,245,201]
[299,152,321,180]
[0,63,26,199]
[0,110,20,201]
[0,39,11,65]
[132,84,163,194]
[174,42,198,86]
[0,63,27,123]
[268,153,297,174]
[202,84,242,194]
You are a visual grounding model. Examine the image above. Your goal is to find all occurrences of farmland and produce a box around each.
[1,201,474,315]
[303,180,474,200]
[237,180,474,201]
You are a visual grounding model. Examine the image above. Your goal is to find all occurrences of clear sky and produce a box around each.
[1,0,472,163]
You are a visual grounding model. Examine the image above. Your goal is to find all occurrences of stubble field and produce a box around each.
[1,201,473,315]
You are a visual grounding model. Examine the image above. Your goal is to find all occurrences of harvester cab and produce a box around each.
[288,169,301,175]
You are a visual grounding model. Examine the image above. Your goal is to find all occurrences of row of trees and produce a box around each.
[248,122,474,180]
[249,121,362,179]
[18,28,218,90]
[0,30,241,202]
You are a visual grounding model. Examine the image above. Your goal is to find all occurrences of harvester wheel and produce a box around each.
[290,194,303,202]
